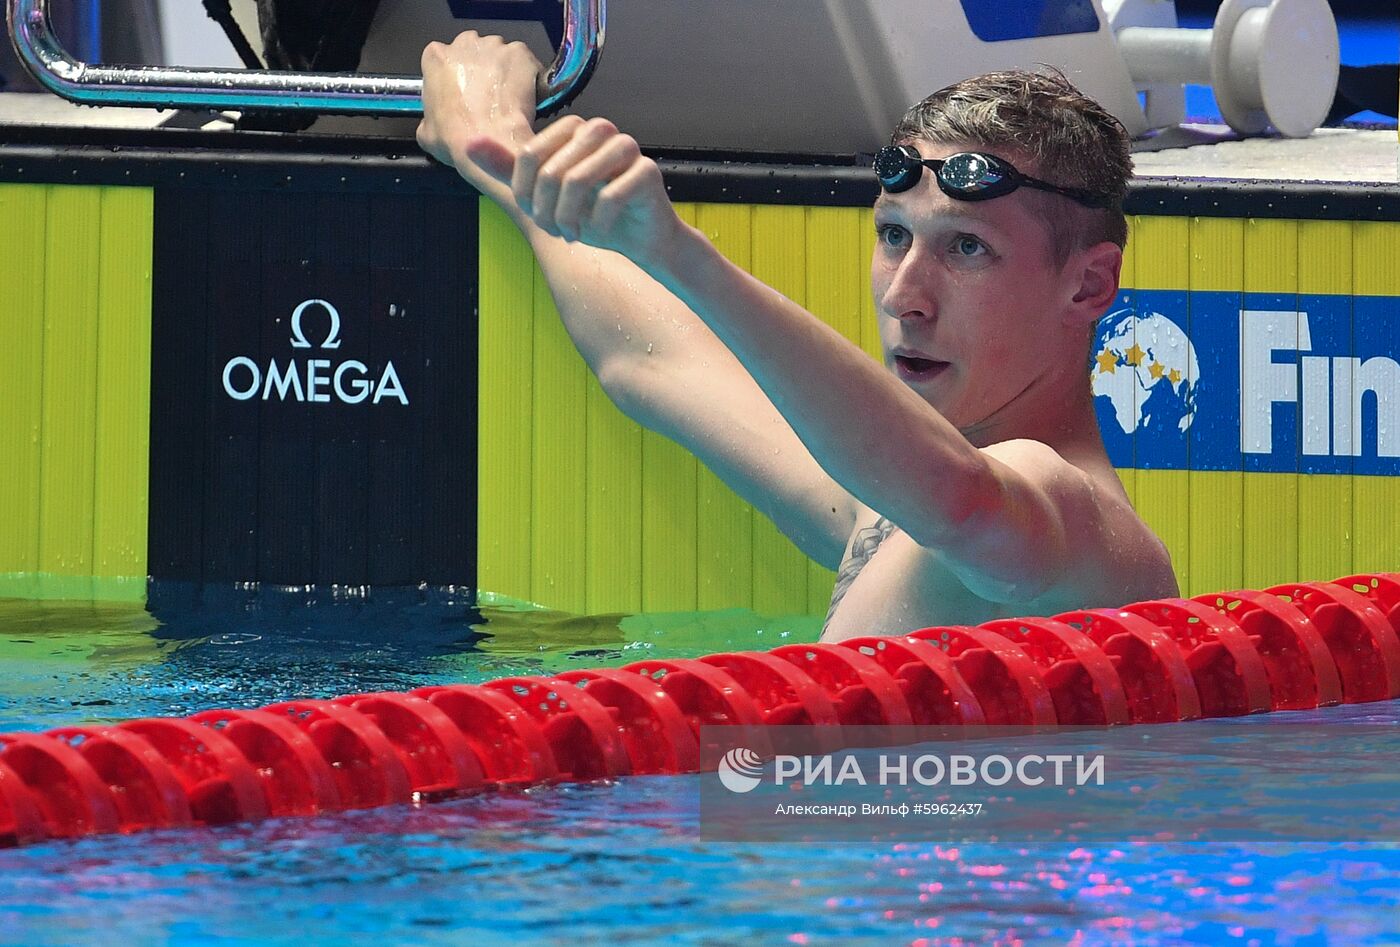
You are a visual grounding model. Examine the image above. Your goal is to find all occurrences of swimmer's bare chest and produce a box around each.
[818,509,1093,642]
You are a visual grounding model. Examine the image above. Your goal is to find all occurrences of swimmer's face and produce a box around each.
[871,139,1088,435]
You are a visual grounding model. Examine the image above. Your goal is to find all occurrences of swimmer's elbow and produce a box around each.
[593,355,650,421]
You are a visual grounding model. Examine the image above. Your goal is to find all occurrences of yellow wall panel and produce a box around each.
[585,375,644,615]
[1135,468,1190,594]
[1297,219,1354,296]
[803,206,862,615]
[748,205,812,615]
[694,203,755,611]
[1353,221,1400,296]
[0,184,47,578]
[857,207,882,363]
[477,201,535,598]
[640,204,700,612]
[92,187,154,583]
[531,264,588,610]
[38,186,103,578]
[1353,476,1400,576]
[1129,215,1190,290]
[1299,474,1353,581]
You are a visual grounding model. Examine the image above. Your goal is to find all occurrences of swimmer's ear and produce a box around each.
[1064,241,1121,326]
[463,135,516,185]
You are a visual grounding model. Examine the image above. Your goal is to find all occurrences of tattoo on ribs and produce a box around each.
[823,516,897,631]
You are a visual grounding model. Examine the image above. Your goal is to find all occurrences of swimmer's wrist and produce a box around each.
[640,214,705,286]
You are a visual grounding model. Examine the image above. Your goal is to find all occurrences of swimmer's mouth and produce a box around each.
[893,353,949,381]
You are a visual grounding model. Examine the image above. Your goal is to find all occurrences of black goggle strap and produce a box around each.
[1009,171,1108,209]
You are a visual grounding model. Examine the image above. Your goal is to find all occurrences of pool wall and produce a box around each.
[0,127,1397,609]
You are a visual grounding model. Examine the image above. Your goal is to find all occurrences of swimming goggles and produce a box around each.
[872,144,1108,208]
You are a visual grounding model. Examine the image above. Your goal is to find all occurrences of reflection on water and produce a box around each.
[0,587,1397,945]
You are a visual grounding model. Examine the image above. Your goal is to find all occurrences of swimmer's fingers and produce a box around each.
[554,133,642,242]
[510,115,587,222]
[527,117,619,236]
[589,157,667,244]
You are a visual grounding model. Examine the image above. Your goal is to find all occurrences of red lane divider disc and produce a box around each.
[906,627,1057,726]
[699,652,843,732]
[483,677,631,781]
[1266,582,1400,702]
[411,685,558,786]
[0,733,120,838]
[979,618,1130,725]
[839,636,986,726]
[1333,574,1400,637]
[1191,592,1343,710]
[1120,599,1272,716]
[332,693,486,800]
[189,709,342,816]
[768,644,913,728]
[48,726,194,831]
[1056,609,1201,723]
[261,700,413,809]
[556,668,700,774]
[0,758,46,847]
[621,659,773,757]
[118,718,269,825]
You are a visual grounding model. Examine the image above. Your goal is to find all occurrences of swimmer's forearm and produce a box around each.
[464,163,672,378]
[641,223,993,539]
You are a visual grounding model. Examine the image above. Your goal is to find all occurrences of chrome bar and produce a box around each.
[6,0,604,116]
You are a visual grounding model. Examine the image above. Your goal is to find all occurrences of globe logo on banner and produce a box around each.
[1091,308,1200,439]
[717,747,765,794]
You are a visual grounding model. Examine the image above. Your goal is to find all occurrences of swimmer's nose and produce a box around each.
[878,260,937,323]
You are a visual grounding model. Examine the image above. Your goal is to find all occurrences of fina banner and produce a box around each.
[1092,290,1400,476]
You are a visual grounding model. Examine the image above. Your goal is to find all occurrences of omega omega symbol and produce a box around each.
[221,298,409,406]
[289,298,342,350]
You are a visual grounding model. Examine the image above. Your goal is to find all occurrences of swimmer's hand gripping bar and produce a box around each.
[6,0,604,117]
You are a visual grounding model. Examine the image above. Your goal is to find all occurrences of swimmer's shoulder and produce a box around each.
[978,437,1178,602]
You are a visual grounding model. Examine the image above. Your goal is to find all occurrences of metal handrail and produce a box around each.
[6,0,605,116]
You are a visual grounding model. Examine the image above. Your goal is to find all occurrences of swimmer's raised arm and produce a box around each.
[417,33,856,567]
[472,114,1124,603]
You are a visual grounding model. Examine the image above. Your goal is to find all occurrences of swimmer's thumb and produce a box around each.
[464,135,516,185]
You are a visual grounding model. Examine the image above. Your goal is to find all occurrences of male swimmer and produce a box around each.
[416,33,1179,642]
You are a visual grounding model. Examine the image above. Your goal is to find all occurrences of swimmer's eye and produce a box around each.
[876,223,911,250]
[950,234,989,258]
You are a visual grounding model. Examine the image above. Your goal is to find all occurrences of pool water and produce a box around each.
[1,590,1398,945]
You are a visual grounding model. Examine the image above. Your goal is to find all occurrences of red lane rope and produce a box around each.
[0,573,1396,847]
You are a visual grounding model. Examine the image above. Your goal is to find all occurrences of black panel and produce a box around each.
[203,188,267,582]
[148,180,478,591]
[418,195,478,586]
[148,188,210,581]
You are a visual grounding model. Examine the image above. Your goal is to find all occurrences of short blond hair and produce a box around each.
[892,69,1132,266]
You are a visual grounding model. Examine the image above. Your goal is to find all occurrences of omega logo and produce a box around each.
[221,299,409,406]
